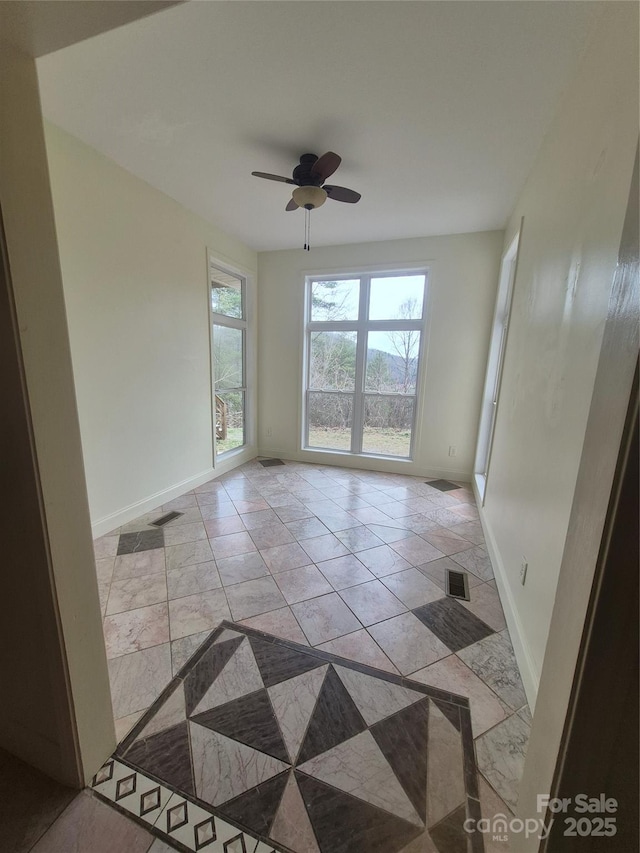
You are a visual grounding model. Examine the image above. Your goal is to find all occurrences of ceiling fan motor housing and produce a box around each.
[292,153,324,186]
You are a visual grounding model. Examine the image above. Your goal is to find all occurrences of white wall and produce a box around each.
[44,123,258,536]
[478,3,638,707]
[258,231,503,479]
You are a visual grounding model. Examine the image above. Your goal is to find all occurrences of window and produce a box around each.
[303,271,428,459]
[209,263,247,456]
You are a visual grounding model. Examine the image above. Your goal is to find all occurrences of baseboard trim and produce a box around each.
[91,447,258,538]
[472,481,540,710]
[257,447,472,483]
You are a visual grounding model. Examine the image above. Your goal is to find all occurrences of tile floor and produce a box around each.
[93,458,530,849]
[93,623,483,852]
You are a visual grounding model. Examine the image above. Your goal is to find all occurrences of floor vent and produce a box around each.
[446,569,470,601]
[151,511,184,527]
[425,479,459,492]
[259,458,285,467]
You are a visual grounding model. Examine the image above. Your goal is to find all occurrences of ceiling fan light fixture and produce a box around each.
[292,185,327,209]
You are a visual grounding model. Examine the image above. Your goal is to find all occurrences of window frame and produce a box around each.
[302,269,429,460]
[209,260,248,459]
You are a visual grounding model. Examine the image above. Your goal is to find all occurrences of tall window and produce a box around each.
[304,271,428,459]
[210,262,246,456]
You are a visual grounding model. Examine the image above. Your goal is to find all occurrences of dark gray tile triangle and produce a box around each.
[217,770,289,837]
[248,636,326,688]
[370,698,430,823]
[297,666,367,765]
[125,721,194,796]
[412,597,493,652]
[184,635,244,715]
[432,698,461,732]
[295,770,422,853]
[191,688,290,763]
[430,803,468,853]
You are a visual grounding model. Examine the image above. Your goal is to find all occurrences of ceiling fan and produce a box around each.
[251,152,361,250]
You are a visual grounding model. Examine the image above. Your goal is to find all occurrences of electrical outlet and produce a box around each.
[266,426,272,437]
[448,445,456,457]
[520,559,528,586]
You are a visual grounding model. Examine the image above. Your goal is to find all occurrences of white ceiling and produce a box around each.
[37,1,604,252]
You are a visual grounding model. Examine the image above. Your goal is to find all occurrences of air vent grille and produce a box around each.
[446,569,470,601]
[151,511,184,527]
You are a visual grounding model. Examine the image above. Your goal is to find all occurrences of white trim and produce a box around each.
[258,446,471,482]
[91,447,258,538]
[472,477,540,709]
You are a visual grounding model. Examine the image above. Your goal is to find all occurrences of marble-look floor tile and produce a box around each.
[217,551,269,585]
[225,575,287,620]
[103,602,169,658]
[106,573,167,615]
[298,729,422,825]
[422,527,474,556]
[292,592,362,645]
[163,521,208,547]
[452,545,494,581]
[95,557,115,585]
[380,568,445,609]
[114,710,144,742]
[260,541,312,574]
[168,588,231,640]
[203,515,246,538]
[162,494,198,511]
[446,520,485,545]
[209,531,257,560]
[339,580,407,626]
[334,666,425,726]
[477,776,514,852]
[274,504,314,523]
[416,555,483,591]
[233,498,270,514]
[368,612,450,675]
[271,771,322,853]
[166,562,221,600]
[170,630,211,675]
[300,533,350,563]
[240,606,309,645]
[108,643,172,719]
[334,525,385,553]
[457,631,527,710]
[422,507,464,528]
[268,666,328,763]
[94,534,119,559]
[451,502,480,521]
[199,501,238,520]
[517,704,533,726]
[390,535,445,567]
[30,791,154,853]
[356,544,412,578]
[248,521,295,550]
[161,506,204,527]
[461,581,507,632]
[317,629,399,674]
[117,529,164,555]
[316,554,375,590]
[426,702,466,828]
[164,540,213,572]
[411,654,509,737]
[273,564,334,604]
[365,524,414,544]
[475,712,531,810]
[240,508,279,529]
[285,517,330,541]
[412,597,494,653]
[112,548,165,581]
[350,506,401,526]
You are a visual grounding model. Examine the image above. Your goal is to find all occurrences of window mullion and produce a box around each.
[351,275,370,454]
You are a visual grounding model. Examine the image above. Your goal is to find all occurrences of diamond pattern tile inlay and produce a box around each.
[105,622,483,852]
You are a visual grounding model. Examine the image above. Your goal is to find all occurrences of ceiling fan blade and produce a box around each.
[324,185,361,204]
[286,198,299,211]
[251,171,296,185]
[310,151,341,181]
